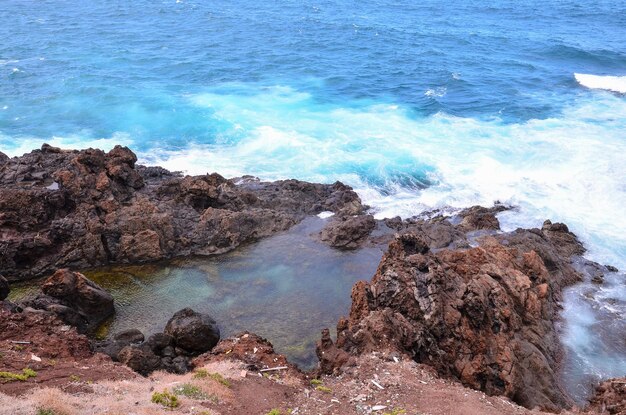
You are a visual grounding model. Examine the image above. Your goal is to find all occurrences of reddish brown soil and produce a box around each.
[0,308,135,396]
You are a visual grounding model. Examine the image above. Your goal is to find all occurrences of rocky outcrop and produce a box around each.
[0,145,364,282]
[587,378,626,414]
[96,308,220,376]
[0,275,9,300]
[193,331,300,376]
[319,214,377,249]
[164,307,220,354]
[318,211,591,411]
[21,269,114,332]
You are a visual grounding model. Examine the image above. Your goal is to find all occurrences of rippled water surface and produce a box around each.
[85,218,384,369]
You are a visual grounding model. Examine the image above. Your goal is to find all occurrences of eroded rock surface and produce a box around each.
[588,378,626,415]
[318,214,377,249]
[21,269,114,332]
[318,210,591,411]
[0,145,364,282]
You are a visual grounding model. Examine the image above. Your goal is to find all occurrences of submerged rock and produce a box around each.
[165,308,220,354]
[318,212,588,411]
[0,145,365,282]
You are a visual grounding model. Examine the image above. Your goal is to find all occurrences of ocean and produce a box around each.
[1,0,625,399]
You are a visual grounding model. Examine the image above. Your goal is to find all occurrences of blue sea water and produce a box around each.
[1,0,625,399]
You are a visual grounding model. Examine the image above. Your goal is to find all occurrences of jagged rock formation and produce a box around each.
[21,269,114,333]
[317,208,602,411]
[588,378,626,414]
[0,144,364,282]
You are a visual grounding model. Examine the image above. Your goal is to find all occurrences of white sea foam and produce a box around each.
[424,86,447,97]
[575,73,626,94]
[144,87,626,270]
[0,132,133,158]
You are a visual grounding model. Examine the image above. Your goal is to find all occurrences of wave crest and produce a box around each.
[575,73,626,94]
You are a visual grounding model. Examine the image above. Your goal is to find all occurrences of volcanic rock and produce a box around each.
[0,145,365,282]
[587,378,626,414]
[165,308,220,354]
[36,269,114,332]
[318,212,588,411]
[118,344,161,376]
[319,214,376,249]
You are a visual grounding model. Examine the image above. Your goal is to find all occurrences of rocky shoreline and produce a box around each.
[0,145,624,414]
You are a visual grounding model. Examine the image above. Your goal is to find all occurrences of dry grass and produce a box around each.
[0,361,240,415]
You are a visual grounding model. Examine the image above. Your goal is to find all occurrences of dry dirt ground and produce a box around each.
[0,352,587,415]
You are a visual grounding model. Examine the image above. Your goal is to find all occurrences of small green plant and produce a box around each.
[192,368,209,379]
[173,383,208,400]
[310,378,323,386]
[209,372,231,388]
[69,374,81,382]
[0,368,37,382]
[36,409,57,415]
[266,410,282,415]
[13,345,24,351]
[315,385,332,393]
[151,390,180,409]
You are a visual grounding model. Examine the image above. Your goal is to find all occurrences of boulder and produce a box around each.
[40,269,114,331]
[164,308,220,354]
[114,328,145,344]
[118,344,161,376]
[0,275,9,300]
[319,215,376,249]
[146,332,174,353]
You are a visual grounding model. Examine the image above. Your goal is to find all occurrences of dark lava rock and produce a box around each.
[319,214,376,249]
[165,308,220,354]
[162,355,191,374]
[0,145,365,283]
[114,328,145,344]
[39,269,114,332]
[458,205,507,231]
[95,329,145,362]
[606,265,619,273]
[0,275,9,300]
[118,344,161,376]
[592,275,605,284]
[146,332,173,353]
[318,213,591,411]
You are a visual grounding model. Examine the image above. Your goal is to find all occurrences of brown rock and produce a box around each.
[587,378,626,415]
[0,145,365,282]
[319,214,376,249]
[40,269,114,331]
[320,218,588,411]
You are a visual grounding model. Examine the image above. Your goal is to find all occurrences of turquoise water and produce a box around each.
[84,218,384,369]
[1,0,625,399]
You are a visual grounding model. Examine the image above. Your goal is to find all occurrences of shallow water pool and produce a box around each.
[84,217,384,369]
